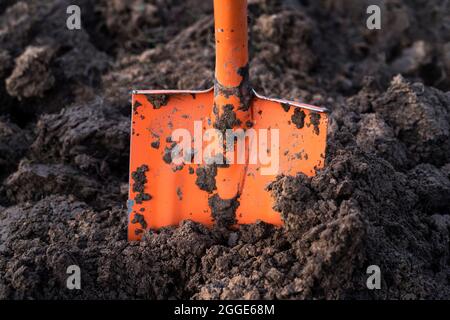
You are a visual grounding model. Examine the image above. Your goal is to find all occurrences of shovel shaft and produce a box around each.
[214,0,249,88]
[212,0,252,200]
[213,0,252,129]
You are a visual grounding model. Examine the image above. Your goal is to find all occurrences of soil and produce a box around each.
[291,108,306,129]
[0,0,449,300]
[131,165,151,205]
[195,166,218,193]
[213,104,242,131]
[145,94,170,110]
[208,194,239,228]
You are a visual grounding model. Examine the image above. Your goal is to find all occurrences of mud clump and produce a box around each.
[131,213,147,230]
[208,194,239,228]
[281,103,290,112]
[131,165,151,204]
[195,166,217,193]
[214,64,253,112]
[147,94,170,109]
[162,142,178,165]
[291,108,306,129]
[213,104,242,131]
[176,187,183,200]
[309,113,321,135]
[132,100,142,115]
[6,45,55,99]
[131,165,149,194]
[151,140,160,149]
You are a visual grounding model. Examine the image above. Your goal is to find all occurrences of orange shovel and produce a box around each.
[128,0,328,240]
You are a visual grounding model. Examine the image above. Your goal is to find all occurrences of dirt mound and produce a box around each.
[0,0,449,299]
[373,76,450,166]
[268,150,450,299]
[31,99,129,178]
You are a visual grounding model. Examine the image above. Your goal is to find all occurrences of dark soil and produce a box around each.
[0,0,449,299]
[291,108,306,129]
[195,166,218,193]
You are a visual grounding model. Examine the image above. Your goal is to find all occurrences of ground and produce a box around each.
[0,0,449,299]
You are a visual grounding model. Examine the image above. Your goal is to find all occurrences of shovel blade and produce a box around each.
[230,93,328,225]
[128,89,328,240]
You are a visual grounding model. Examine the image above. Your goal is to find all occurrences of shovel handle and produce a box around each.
[214,0,249,88]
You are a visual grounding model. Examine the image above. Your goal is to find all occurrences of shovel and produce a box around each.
[128,0,328,240]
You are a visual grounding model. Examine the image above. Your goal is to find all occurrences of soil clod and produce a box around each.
[146,94,170,109]
[291,108,306,129]
[131,165,151,204]
[195,166,218,193]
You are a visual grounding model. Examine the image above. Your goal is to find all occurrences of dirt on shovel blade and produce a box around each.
[0,0,450,299]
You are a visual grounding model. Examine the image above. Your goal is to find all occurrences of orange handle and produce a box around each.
[214,0,249,88]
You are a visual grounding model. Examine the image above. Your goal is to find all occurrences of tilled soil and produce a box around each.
[0,0,449,299]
